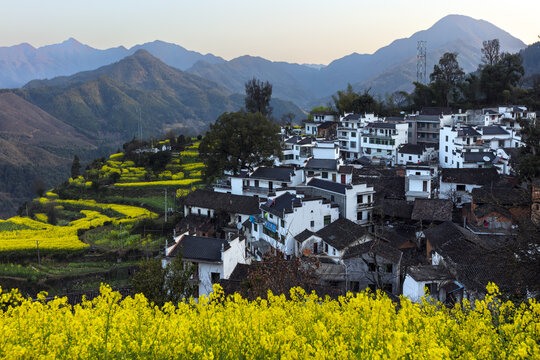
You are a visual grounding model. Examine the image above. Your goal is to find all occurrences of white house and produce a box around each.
[361,122,408,165]
[281,136,313,166]
[337,113,380,160]
[304,158,341,183]
[299,178,375,225]
[165,233,249,297]
[312,140,340,160]
[214,166,304,197]
[405,165,431,201]
[396,143,436,165]
[439,168,499,206]
[402,265,454,303]
[249,191,340,257]
[183,190,261,227]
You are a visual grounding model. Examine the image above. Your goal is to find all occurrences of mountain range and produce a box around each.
[0,14,536,217]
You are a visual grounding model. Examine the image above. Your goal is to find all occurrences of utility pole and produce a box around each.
[417,40,427,85]
[36,240,40,266]
[164,188,168,223]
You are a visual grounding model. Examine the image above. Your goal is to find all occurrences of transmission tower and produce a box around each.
[416,40,427,85]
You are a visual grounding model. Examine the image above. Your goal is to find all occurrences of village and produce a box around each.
[165,105,540,304]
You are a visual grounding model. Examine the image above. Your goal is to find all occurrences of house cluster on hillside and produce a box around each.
[165,105,538,303]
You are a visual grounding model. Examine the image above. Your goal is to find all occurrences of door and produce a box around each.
[332,173,336,182]
[313,242,318,254]
[423,180,428,192]
[269,181,273,192]
[341,174,346,184]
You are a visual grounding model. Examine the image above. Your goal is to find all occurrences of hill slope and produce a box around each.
[0,91,96,217]
[15,50,246,142]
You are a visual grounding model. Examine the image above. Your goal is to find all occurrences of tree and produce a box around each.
[71,155,81,179]
[517,117,540,182]
[244,78,273,116]
[280,112,296,126]
[480,53,524,105]
[430,52,465,106]
[332,84,358,115]
[132,255,196,306]
[481,39,501,66]
[199,111,281,179]
[32,178,46,198]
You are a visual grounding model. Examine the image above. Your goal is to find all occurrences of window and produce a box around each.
[357,212,362,220]
[351,132,356,137]
[456,185,466,191]
[255,180,259,187]
[445,156,448,163]
[357,194,363,203]
[322,172,328,179]
[401,154,404,158]
[253,223,258,232]
[385,264,393,273]
[368,262,376,272]
[307,171,314,177]
[331,195,335,202]
[324,215,331,226]
[269,214,273,219]
[445,135,448,142]
[445,146,448,152]
[350,281,360,292]
[280,219,285,228]
[198,209,201,215]
[310,220,315,227]
[324,243,329,253]
[350,141,356,148]
[409,156,412,161]
[211,272,220,284]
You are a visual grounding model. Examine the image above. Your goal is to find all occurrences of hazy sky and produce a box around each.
[2,0,539,64]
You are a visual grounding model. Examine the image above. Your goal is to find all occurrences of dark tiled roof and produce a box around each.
[260,192,299,217]
[284,136,300,144]
[423,222,482,261]
[407,265,453,282]
[440,168,499,185]
[398,143,425,155]
[250,167,295,182]
[483,109,500,115]
[352,156,372,166]
[457,127,480,137]
[307,178,348,194]
[311,111,336,116]
[315,218,366,250]
[480,126,509,135]
[295,229,315,243]
[305,158,338,170]
[379,199,414,219]
[169,235,228,262]
[366,122,397,129]
[473,204,512,219]
[343,113,364,120]
[184,190,260,215]
[463,152,495,163]
[472,187,530,207]
[317,122,338,130]
[411,199,453,222]
[338,165,353,174]
[343,240,402,263]
[298,137,313,145]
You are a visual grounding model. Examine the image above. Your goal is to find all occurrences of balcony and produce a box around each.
[214,180,231,190]
[243,186,270,194]
[357,202,374,210]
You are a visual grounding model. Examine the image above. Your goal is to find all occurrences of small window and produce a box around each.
[310,220,315,227]
[324,243,329,253]
[357,195,363,204]
[385,264,393,273]
[368,262,376,272]
[254,223,258,232]
[456,185,466,191]
[445,156,448,163]
[409,156,412,161]
[322,172,328,179]
[324,215,331,226]
[280,219,285,227]
[445,146,448,152]
[211,272,220,284]
[198,209,201,215]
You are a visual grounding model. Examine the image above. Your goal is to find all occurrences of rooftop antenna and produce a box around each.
[417,40,427,85]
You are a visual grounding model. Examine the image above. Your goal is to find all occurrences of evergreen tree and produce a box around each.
[71,155,81,179]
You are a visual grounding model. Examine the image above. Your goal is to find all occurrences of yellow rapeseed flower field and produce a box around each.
[0,283,538,359]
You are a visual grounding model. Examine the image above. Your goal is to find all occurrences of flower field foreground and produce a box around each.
[1,284,538,359]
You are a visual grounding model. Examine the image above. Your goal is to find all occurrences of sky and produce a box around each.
[2,0,539,64]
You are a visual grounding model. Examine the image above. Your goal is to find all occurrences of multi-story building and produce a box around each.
[405,114,453,146]
[214,166,303,197]
[360,122,408,164]
[405,165,432,201]
[249,191,340,257]
[282,136,313,166]
[396,143,437,165]
[338,113,380,160]
[299,178,375,225]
